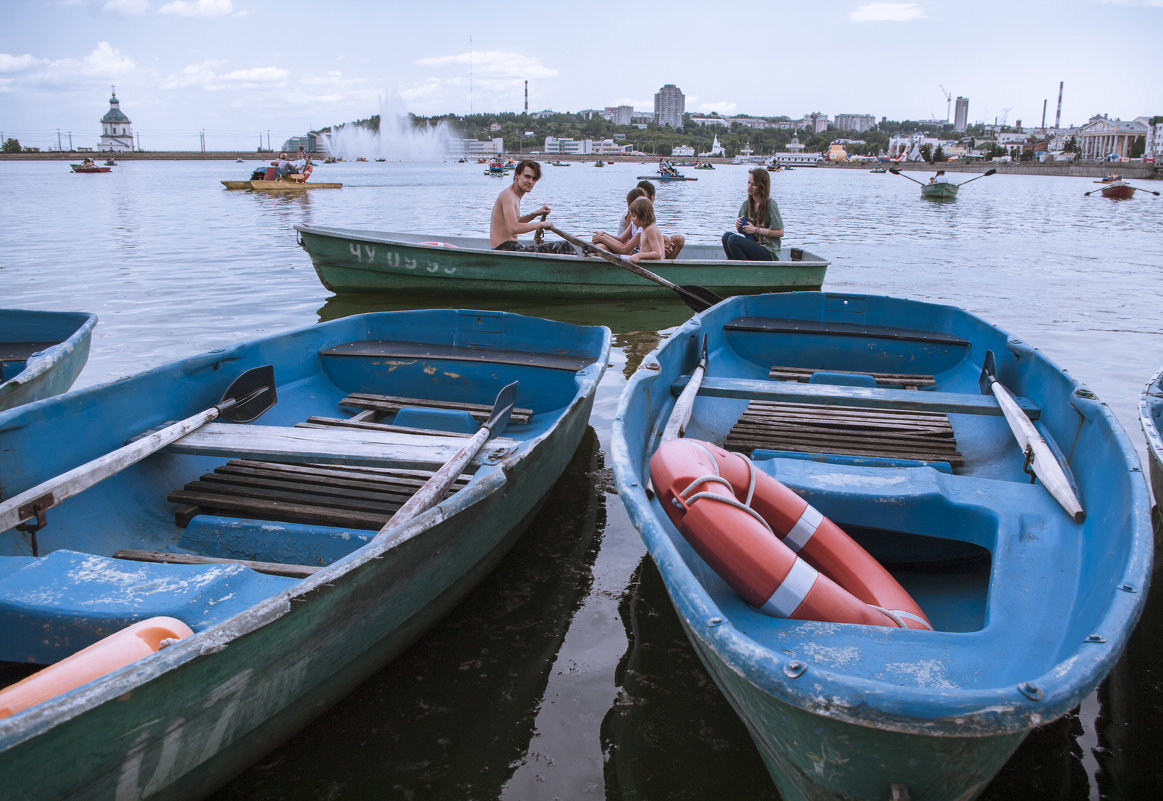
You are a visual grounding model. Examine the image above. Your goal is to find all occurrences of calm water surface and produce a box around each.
[2,159,1161,799]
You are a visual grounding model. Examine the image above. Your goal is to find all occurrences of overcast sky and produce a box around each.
[3,0,1160,151]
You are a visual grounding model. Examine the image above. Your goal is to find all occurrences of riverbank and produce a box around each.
[1,151,1156,180]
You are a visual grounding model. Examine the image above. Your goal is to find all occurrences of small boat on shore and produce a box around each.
[611,291,1151,801]
[0,309,610,800]
[295,225,829,298]
[1139,366,1163,509]
[0,309,97,412]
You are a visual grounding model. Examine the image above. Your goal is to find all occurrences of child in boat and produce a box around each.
[626,197,665,264]
[591,187,648,255]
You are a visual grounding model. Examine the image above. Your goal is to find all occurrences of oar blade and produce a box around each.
[485,381,519,438]
[978,350,998,395]
[678,285,724,313]
[218,365,277,423]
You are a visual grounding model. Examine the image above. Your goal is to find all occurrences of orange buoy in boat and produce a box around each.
[0,616,194,719]
[649,438,931,630]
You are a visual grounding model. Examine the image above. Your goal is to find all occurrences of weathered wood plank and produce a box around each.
[298,416,472,438]
[769,365,936,388]
[113,549,319,578]
[167,489,388,529]
[166,422,518,469]
[339,393,533,425]
[678,376,1040,419]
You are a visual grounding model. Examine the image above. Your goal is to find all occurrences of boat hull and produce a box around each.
[1139,366,1163,509]
[0,310,610,800]
[611,292,1152,801]
[1101,184,1135,200]
[0,309,97,411]
[296,225,829,298]
[70,165,111,174]
[921,182,958,199]
[221,180,342,191]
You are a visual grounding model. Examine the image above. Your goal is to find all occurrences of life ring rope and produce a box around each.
[660,443,932,630]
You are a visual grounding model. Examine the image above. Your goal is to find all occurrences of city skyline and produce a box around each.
[3,0,1160,152]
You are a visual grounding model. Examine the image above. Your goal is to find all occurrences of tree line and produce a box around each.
[322,113,1011,158]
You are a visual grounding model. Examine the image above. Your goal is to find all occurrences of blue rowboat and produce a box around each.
[0,309,609,800]
[1139,366,1163,509]
[611,291,1151,801]
[0,309,97,412]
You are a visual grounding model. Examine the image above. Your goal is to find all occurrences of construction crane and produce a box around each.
[939,85,952,124]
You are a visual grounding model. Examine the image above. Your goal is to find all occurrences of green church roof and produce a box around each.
[101,94,130,124]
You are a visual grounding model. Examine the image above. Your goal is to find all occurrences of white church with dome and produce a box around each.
[98,88,134,152]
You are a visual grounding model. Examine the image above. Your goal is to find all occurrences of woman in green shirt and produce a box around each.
[721,167,784,260]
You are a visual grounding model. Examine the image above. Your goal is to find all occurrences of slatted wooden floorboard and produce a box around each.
[725,399,963,466]
[169,459,473,529]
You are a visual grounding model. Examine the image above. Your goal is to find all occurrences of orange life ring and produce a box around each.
[0,616,194,719]
[650,439,932,630]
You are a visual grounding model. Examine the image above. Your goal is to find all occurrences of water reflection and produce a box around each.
[211,428,607,800]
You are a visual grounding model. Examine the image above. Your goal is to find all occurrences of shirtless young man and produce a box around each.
[489,160,574,254]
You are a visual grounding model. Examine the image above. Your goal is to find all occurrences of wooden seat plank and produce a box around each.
[725,316,970,347]
[339,393,533,425]
[165,422,518,469]
[768,365,936,389]
[113,549,319,578]
[322,340,595,373]
[168,489,388,529]
[677,376,1040,419]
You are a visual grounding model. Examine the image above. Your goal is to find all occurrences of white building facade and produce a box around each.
[98,89,134,152]
[1078,115,1148,160]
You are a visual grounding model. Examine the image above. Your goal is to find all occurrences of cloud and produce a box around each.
[158,0,232,17]
[103,0,150,15]
[161,60,290,90]
[1100,0,1163,5]
[696,101,738,116]
[414,50,558,80]
[0,53,49,74]
[849,3,928,22]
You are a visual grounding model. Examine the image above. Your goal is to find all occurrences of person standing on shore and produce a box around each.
[489,160,574,253]
[722,167,783,261]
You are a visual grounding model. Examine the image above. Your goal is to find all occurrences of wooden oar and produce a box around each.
[548,226,723,313]
[888,168,924,186]
[0,366,277,536]
[978,351,1085,522]
[375,381,518,538]
[956,168,996,187]
[662,334,708,442]
[1085,183,1160,197]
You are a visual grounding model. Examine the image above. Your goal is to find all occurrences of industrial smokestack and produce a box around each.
[1042,99,1047,129]
[524,81,528,113]
[1055,82,1063,129]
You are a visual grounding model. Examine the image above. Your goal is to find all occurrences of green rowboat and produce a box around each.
[295,225,829,298]
[921,182,959,199]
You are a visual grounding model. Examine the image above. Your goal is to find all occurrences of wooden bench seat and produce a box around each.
[321,340,596,372]
[769,365,936,390]
[339,392,533,425]
[724,317,970,348]
[674,376,1040,419]
[166,422,518,469]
